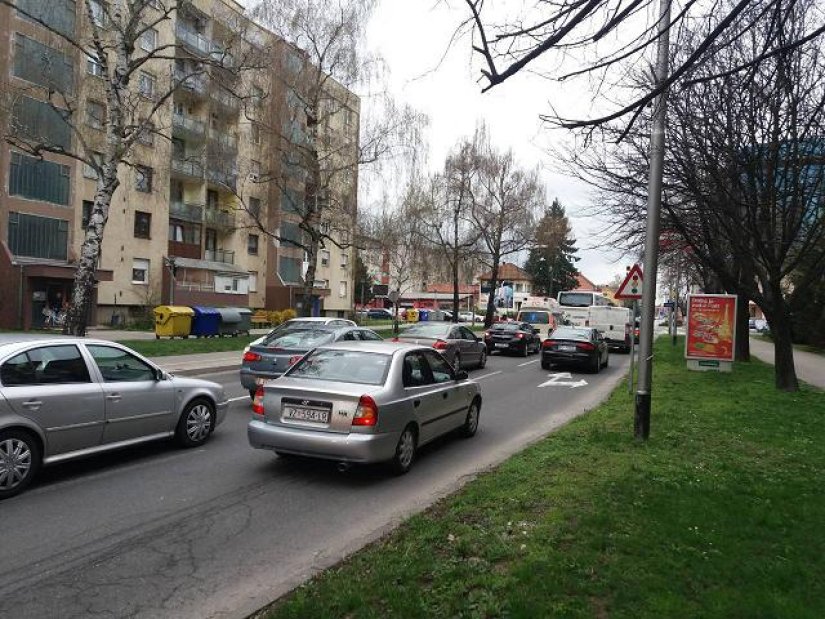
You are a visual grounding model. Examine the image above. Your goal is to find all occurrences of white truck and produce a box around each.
[515,297,563,339]
[557,291,632,353]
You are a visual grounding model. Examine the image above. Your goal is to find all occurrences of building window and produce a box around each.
[140,27,157,52]
[16,0,76,37]
[339,280,348,298]
[9,152,70,205]
[86,50,104,77]
[82,200,94,228]
[132,258,149,284]
[248,197,261,219]
[89,0,106,27]
[248,271,258,293]
[11,96,72,151]
[8,212,69,260]
[134,211,151,239]
[247,234,259,255]
[137,120,154,145]
[83,151,102,179]
[251,85,264,107]
[340,253,349,269]
[314,279,328,289]
[278,256,302,284]
[138,72,156,99]
[249,159,261,180]
[320,250,330,266]
[86,101,105,129]
[13,33,74,94]
[135,165,152,192]
[250,123,260,144]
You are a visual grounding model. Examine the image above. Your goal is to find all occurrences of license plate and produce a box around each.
[255,377,266,385]
[559,345,576,352]
[495,343,508,349]
[282,405,330,423]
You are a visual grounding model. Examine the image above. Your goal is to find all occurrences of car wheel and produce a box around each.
[602,353,609,368]
[591,354,601,374]
[477,348,487,369]
[541,358,551,370]
[521,342,529,357]
[176,398,215,448]
[461,399,481,438]
[0,429,41,500]
[390,425,417,475]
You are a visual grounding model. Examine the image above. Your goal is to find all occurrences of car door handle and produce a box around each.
[22,399,42,410]
[413,399,421,408]
[106,394,122,402]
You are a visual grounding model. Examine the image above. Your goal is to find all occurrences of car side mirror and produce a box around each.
[455,370,469,381]
[154,368,167,381]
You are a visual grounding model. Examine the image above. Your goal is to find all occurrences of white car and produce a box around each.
[458,312,485,323]
[246,317,357,350]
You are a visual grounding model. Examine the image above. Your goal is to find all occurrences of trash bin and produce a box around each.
[154,306,194,339]
[418,309,430,322]
[190,306,221,338]
[215,307,243,336]
[232,307,253,335]
[405,308,419,323]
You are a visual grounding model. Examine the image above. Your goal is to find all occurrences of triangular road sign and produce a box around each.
[615,264,643,300]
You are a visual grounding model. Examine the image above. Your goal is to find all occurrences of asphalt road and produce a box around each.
[0,350,629,619]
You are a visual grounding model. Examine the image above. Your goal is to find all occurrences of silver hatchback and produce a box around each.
[0,336,229,499]
[248,342,482,473]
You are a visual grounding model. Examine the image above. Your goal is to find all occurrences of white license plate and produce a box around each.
[559,345,576,352]
[282,406,330,423]
[494,343,509,349]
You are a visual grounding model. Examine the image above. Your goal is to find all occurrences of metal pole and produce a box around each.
[628,300,637,394]
[635,0,672,440]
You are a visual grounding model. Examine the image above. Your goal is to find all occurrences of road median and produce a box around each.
[258,337,825,618]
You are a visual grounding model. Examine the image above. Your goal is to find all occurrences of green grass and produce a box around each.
[263,337,825,619]
[117,335,259,357]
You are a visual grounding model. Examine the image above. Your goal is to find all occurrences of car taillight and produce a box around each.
[542,339,557,349]
[515,332,524,339]
[288,354,302,367]
[576,342,596,351]
[243,351,262,363]
[484,331,492,338]
[352,395,378,426]
[252,385,265,415]
[433,339,448,350]
[391,337,399,342]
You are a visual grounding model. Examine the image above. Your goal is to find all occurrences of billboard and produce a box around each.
[685,294,737,362]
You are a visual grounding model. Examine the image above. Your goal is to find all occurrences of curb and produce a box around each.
[159,364,239,377]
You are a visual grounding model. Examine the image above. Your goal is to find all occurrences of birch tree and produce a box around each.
[1,0,260,335]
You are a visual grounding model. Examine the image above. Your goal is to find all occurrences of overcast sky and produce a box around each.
[364,2,630,285]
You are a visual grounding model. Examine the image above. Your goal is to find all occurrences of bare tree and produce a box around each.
[1,0,260,335]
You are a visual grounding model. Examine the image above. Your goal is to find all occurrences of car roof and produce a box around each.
[0,335,137,356]
[285,317,355,323]
[314,341,430,355]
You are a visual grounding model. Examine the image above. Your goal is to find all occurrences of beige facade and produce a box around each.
[0,0,359,329]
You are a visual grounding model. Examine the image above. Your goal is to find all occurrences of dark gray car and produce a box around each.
[394,323,487,370]
[240,326,382,396]
[0,336,228,499]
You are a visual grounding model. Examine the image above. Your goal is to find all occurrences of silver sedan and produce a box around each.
[0,336,228,499]
[247,342,482,473]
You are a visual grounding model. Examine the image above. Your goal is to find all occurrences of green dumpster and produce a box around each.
[153,306,194,339]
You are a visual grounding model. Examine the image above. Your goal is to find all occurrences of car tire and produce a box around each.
[0,429,41,500]
[541,358,551,370]
[477,348,487,369]
[602,353,609,368]
[176,398,215,448]
[591,355,601,374]
[461,399,481,438]
[521,342,529,357]
[390,425,417,475]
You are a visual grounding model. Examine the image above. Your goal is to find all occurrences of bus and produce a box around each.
[557,290,632,352]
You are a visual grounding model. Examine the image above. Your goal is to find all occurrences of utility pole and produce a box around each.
[635,0,672,440]
[164,257,177,305]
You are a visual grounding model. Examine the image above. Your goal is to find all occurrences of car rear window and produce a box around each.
[402,324,449,337]
[262,328,334,349]
[286,350,391,385]
[558,293,594,307]
[551,327,592,341]
[518,311,550,324]
[492,323,521,331]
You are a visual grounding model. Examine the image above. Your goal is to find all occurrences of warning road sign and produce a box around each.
[615,264,643,300]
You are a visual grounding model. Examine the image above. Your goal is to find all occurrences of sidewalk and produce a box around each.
[749,336,825,389]
[85,327,272,341]
[148,351,242,376]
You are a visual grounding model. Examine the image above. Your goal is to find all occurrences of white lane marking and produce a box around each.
[538,372,588,389]
[228,396,251,403]
[475,370,503,380]
[518,359,539,367]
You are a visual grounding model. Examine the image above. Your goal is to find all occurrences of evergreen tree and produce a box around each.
[353,253,375,307]
[525,199,580,297]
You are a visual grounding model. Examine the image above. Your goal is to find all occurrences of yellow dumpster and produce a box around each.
[405,308,419,323]
[153,305,194,339]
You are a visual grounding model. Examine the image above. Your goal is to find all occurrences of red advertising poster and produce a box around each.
[685,294,737,361]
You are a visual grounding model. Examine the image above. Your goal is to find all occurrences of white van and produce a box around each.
[557,291,632,352]
[516,306,561,339]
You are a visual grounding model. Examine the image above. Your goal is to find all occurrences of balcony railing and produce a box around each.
[173,69,208,96]
[210,45,236,69]
[206,168,238,192]
[210,88,240,112]
[173,113,207,138]
[171,157,204,179]
[176,23,211,56]
[204,207,236,229]
[209,128,238,150]
[169,201,204,222]
[204,248,235,264]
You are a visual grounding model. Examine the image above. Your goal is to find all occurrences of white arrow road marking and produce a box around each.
[538,372,588,389]
[517,359,539,367]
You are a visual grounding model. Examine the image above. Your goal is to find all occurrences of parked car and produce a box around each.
[240,326,382,397]
[365,308,395,320]
[484,322,542,357]
[541,326,609,373]
[393,322,487,370]
[247,317,357,349]
[0,335,228,499]
[458,312,485,323]
[247,342,482,473]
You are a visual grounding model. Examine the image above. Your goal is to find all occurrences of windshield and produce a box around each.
[287,350,391,385]
[551,327,592,341]
[402,324,450,337]
[558,292,594,308]
[492,323,521,331]
[261,328,334,349]
[518,311,550,324]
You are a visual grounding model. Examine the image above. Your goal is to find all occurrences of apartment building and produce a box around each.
[0,0,358,330]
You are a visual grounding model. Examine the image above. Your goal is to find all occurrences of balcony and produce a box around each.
[171,157,204,180]
[209,128,238,151]
[173,69,208,97]
[176,23,211,56]
[210,88,240,113]
[210,44,236,70]
[169,201,204,222]
[204,207,236,229]
[204,248,235,264]
[172,113,207,140]
[207,168,237,192]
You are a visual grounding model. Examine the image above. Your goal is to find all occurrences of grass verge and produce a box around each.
[117,335,258,357]
[264,337,825,618]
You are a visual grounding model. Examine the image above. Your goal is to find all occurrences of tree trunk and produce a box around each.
[452,250,460,323]
[484,259,500,328]
[735,291,750,361]
[765,293,799,391]
[301,241,319,318]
